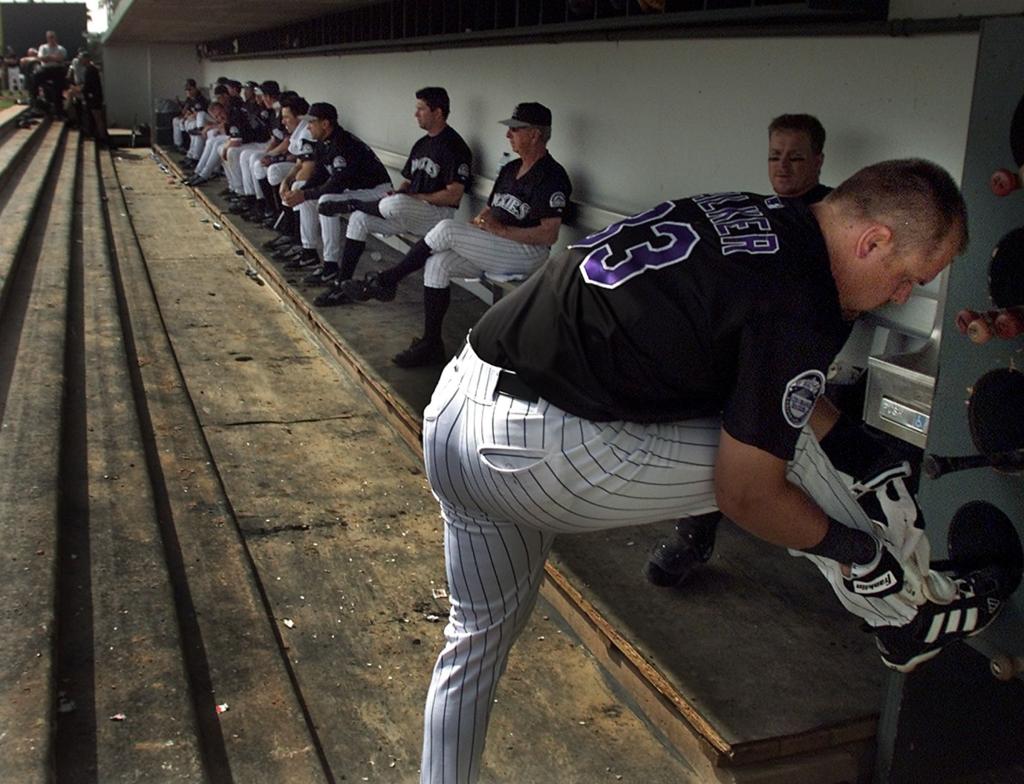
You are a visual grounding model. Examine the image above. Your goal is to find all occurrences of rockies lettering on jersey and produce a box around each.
[490,193,529,220]
[472,193,850,460]
[409,157,440,179]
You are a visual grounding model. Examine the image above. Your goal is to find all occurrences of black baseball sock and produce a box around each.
[257,177,274,211]
[338,239,366,281]
[801,516,878,565]
[422,286,451,344]
[376,239,432,288]
[353,199,383,218]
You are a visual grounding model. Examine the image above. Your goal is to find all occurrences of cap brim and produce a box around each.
[499,118,531,128]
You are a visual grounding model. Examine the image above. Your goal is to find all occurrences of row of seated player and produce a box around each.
[170,76,828,368]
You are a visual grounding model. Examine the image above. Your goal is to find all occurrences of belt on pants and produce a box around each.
[495,369,539,403]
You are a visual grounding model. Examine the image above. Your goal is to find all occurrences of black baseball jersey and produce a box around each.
[184,93,208,114]
[270,108,288,144]
[471,193,851,460]
[228,100,272,143]
[82,63,103,108]
[300,127,392,201]
[400,125,473,199]
[488,153,572,229]
[791,183,832,206]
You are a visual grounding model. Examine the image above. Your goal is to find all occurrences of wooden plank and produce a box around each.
[0,127,74,784]
[99,150,330,783]
[62,139,206,780]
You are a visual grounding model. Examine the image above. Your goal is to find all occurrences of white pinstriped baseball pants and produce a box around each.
[196,133,229,178]
[172,116,185,147]
[420,342,891,784]
[187,113,208,159]
[315,184,395,262]
[267,161,293,187]
[422,219,549,289]
[345,194,455,242]
[238,147,266,196]
[224,142,264,194]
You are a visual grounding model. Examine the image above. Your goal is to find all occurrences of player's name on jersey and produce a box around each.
[692,192,781,256]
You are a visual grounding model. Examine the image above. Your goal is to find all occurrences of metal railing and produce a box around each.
[200,0,888,60]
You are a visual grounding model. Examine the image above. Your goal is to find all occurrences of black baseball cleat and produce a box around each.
[218,187,234,197]
[303,266,338,287]
[317,199,357,217]
[284,249,319,269]
[362,272,398,302]
[873,565,1011,673]
[313,282,359,307]
[393,337,446,368]
[272,244,303,262]
[263,234,293,250]
[644,513,720,588]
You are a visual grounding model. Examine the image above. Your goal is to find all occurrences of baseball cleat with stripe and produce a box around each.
[873,565,1011,673]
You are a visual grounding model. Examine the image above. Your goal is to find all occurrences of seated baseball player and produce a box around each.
[184,97,230,186]
[235,81,287,222]
[309,86,473,291]
[278,102,393,270]
[226,80,282,216]
[333,102,571,369]
[174,79,209,162]
[768,113,832,205]
[261,95,313,249]
[220,85,273,201]
[413,160,1012,784]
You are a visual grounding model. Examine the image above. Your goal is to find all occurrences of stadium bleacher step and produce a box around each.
[0,126,74,784]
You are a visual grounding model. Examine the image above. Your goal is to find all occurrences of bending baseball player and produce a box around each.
[416,160,1011,784]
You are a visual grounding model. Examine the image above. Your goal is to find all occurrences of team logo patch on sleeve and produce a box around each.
[782,370,825,428]
[332,155,347,169]
[550,192,567,209]
[457,163,470,178]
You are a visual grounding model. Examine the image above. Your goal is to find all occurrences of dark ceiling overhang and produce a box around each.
[103,0,368,44]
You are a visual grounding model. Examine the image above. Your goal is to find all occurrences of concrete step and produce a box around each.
[98,149,330,782]
[50,138,206,781]
[0,122,64,315]
[0,126,74,784]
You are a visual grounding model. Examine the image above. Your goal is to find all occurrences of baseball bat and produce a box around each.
[924,448,1024,479]
[990,168,1021,197]
[990,654,1024,681]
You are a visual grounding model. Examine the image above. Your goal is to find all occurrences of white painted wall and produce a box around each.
[201,32,979,216]
[103,42,200,128]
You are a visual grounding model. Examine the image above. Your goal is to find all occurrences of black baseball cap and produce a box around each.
[499,102,552,129]
[226,79,242,91]
[308,102,338,124]
[244,80,259,89]
[185,78,197,88]
[256,80,280,96]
